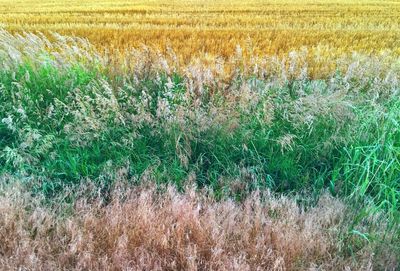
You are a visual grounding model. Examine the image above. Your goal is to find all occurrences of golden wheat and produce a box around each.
[0,0,399,76]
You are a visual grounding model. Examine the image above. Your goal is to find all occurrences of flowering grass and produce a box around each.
[0,180,398,270]
[0,30,399,269]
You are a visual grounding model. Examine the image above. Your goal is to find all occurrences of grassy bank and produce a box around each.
[0,30,399,269]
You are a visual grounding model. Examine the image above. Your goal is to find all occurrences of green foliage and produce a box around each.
[333,100,400,223]
[0,47,399,240]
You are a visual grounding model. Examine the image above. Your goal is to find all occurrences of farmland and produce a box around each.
[0,0,399,270]
[1,0,400,76]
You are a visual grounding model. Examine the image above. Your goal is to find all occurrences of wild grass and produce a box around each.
[0,179,398,270]
[0,30,399,269]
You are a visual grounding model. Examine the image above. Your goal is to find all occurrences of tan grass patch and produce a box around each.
[0,182,397,270]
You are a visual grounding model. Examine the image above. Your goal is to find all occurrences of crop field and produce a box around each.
[0,1,399,270]
[1,0,400,76]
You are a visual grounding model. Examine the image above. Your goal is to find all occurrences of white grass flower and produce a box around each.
[165,77,174,90]
[2,116,15,132]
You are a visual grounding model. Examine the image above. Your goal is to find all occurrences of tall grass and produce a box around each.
[0,180,398,270]
[0,30,399,269]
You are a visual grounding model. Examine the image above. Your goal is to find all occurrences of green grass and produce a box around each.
[0,36,399,250]
[1,63,398,209]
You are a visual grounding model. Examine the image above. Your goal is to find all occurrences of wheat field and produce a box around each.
[1,0,399,75]
[0,1,399,270]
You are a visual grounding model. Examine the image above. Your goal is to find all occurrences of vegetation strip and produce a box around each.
[0,29,399,269]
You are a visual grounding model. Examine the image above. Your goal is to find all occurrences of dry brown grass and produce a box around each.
[0,180,397,271]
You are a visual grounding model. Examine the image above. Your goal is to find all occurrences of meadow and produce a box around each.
[0,0,399,270]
